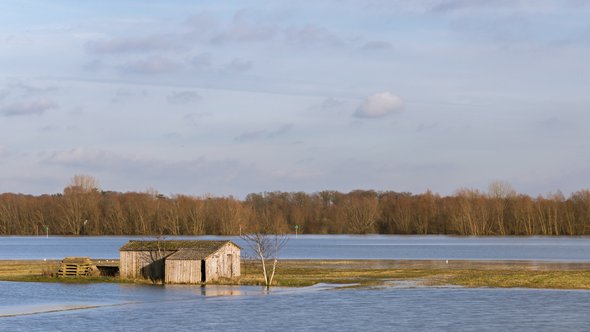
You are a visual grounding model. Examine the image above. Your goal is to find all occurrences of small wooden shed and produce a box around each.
[119,240,240,284]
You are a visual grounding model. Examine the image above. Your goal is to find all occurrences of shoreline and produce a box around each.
[0,259,589,290]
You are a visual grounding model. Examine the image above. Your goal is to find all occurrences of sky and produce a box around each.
[1,0,589,197]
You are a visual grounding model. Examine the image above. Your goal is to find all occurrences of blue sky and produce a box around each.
[1,0,589,197]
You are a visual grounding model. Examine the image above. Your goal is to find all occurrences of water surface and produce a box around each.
[0,235,589,261]
[1,281,589,331]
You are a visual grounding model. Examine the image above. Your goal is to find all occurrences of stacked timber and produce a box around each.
[57,257,96,277]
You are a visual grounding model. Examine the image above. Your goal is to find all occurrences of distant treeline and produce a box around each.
[1,176,590,236]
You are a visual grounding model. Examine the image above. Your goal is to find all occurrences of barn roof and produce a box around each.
[166,248,219,260]
[119,240,238,252]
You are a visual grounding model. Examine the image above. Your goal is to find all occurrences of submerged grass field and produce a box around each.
[240,260,590,289]
[1,259,589,289]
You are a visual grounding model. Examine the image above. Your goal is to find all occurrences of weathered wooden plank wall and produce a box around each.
[120,250,174,280]
[204,243,240,281]
[165,260,200,284]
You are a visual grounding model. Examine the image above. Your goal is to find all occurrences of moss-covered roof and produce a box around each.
[166,248,216,260]
[119,240,238,252]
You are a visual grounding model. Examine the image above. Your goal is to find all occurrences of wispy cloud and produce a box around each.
[267,123,294,138]
[46,147,113,167]
[185,12,220,32]
[119,56,180,75]
[0,99,57,116]
[110,88,149,103]
[321,97,346,109]
[43,147,269,194]
[83,59,104,71]
[430,0,517,13]
[86,34,186,54]
[352,0,579,14]
[224,58,252,72]
[167,91,201,104]
[361,40,392,50]
[234,123,293,142]
[190,53,212,69]
[283,24,347,47]
[234,130,266,142]
[211,9,277,44]
[0,80,57,100]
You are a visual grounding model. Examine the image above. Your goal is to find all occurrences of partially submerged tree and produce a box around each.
[241,230,288,288]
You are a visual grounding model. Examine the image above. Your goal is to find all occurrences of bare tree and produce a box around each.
[241,231,288,288]
[488,180,516,199]
[142,235,169,283]
[342,194,379,234]
[61,174,100,235]
[64,174,100,194]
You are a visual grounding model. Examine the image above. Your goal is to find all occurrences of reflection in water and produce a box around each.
[197,285,243,297]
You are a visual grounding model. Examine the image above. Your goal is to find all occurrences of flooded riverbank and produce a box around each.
[2,259,590,290]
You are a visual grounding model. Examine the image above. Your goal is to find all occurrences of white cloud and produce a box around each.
[355,92,404,118]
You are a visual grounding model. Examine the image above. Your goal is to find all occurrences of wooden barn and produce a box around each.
[119,240,240,284]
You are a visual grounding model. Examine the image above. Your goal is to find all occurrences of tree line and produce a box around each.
[1,176,589,236]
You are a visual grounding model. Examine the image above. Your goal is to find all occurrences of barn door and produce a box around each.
[226,254,233,277]
[201,260,206,282]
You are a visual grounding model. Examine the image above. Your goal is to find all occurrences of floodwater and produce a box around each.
[2,236,590,330]
[0,235,589,261]
[1,281,589,331]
